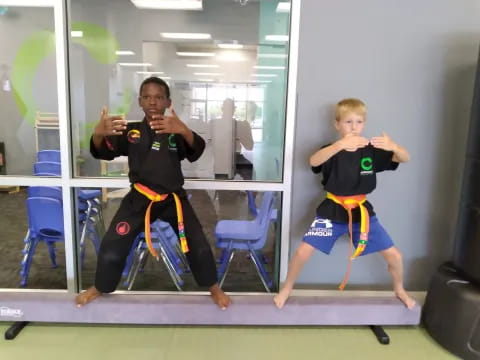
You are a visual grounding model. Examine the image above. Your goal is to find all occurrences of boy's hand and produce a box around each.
[149,107,188,135]
[338,134,369,152]
[370,132,395,151]
[94,106,127,137]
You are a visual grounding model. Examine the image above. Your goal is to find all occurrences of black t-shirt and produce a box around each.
[90,118,205,194]
[312,144,399,223]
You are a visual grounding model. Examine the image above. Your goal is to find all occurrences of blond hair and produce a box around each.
[335,98,366,121]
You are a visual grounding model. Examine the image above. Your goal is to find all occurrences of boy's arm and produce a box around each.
[92,106,127,150]
[391,143,410,163]
[179,131,206,162]
[370,132,410,163]
[91,107,128,159]
[309,142,343,167]
[150,107,196,146]
[310,134,369,167]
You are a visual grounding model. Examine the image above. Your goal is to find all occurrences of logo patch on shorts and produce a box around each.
[127,129,141,144]
[305,218,333,237]
[151,141,161,151]
[311,218,333,228]
[116,221,131,235]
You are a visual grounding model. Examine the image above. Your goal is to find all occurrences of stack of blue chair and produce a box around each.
[215,191,276,292]
[22,196,64,285]
[20,187,101,286]
[33,150,105,238]
[122,220,190,291]
[19,150,103,286]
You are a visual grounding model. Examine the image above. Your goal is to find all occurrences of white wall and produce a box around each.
[0,7,57,174]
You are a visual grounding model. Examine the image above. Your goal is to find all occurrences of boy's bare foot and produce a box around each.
[273,288,291,309]
[75,286,102,307]
[395,288,416,310]
[209,284,231,310]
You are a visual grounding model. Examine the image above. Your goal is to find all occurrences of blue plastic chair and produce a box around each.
[37,150,60,162]
[20,197,64,287]
[215,191,276,291]
[33,160,105,237]
[33,161,61,176]
[217,190,276,265]
[247,190,258,216]
[20,187,101,286]
[122,220,190,291]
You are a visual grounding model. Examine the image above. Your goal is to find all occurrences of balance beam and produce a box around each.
[0,292,421,326]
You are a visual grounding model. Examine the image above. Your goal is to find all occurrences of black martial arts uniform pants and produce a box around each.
[94,188,218,292]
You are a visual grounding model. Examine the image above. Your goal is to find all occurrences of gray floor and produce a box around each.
[0,189,278,292]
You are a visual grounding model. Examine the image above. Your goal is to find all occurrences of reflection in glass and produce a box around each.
[70,0,290,181]
[79,188,280,292]
[0,7,58,176]
[0,186,67,289]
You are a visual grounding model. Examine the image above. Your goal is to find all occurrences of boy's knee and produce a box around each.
[98,250,125,268]
[188,240,212,258]
[383,246,402,263]
[296,243,314,260]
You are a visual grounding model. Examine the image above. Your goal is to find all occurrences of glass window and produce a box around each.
[70,0,290,181]
[79,188,281,293]
[0,185,67,290]
[0,6,58,176]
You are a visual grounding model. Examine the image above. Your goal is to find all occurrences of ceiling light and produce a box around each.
[186,64,219,68]
[257,53,288,59]
[130,0,202,10]
[118,63,152,67]
[136,71,165,75]
[217,51,246,62]
[217,43,244,49]
[196,78,214,82]
[254,65,285,70]
[71,31,83,38]
[251,73,278,77]
[161,32,211,40]
[116,50,135,55]
[276,2,290,13]
[176,51,215,57]
[265,35,289,42]
[193,72,223,76]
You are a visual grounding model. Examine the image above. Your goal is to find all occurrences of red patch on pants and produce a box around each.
[116,221,130,235]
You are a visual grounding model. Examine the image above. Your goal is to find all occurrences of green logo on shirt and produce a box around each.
[168,133,177,151]
[360,157,373,171]
[360,157,373,175]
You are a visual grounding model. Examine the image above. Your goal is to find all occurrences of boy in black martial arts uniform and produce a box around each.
[76,77,230,309]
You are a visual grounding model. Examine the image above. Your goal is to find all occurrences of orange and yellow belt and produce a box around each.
[133,183,189,260]
[326,192,370,290]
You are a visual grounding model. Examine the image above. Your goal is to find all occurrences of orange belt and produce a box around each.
[326,192,370,290]
[133,183,189,260]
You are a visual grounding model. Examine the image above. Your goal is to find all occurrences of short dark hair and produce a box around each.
[139,77,170,99]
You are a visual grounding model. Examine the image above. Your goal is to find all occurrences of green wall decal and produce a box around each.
[11,22,121,126]
[71,22,119,64]
[11,30,56,126]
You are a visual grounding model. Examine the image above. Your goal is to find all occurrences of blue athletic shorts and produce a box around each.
[302,216,394,256]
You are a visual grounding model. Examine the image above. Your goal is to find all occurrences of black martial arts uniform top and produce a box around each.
[89,119,217,292]
[312,144,399,223]
[90,118,205,194]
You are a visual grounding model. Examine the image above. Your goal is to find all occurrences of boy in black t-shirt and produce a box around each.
[274,98,415,310]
